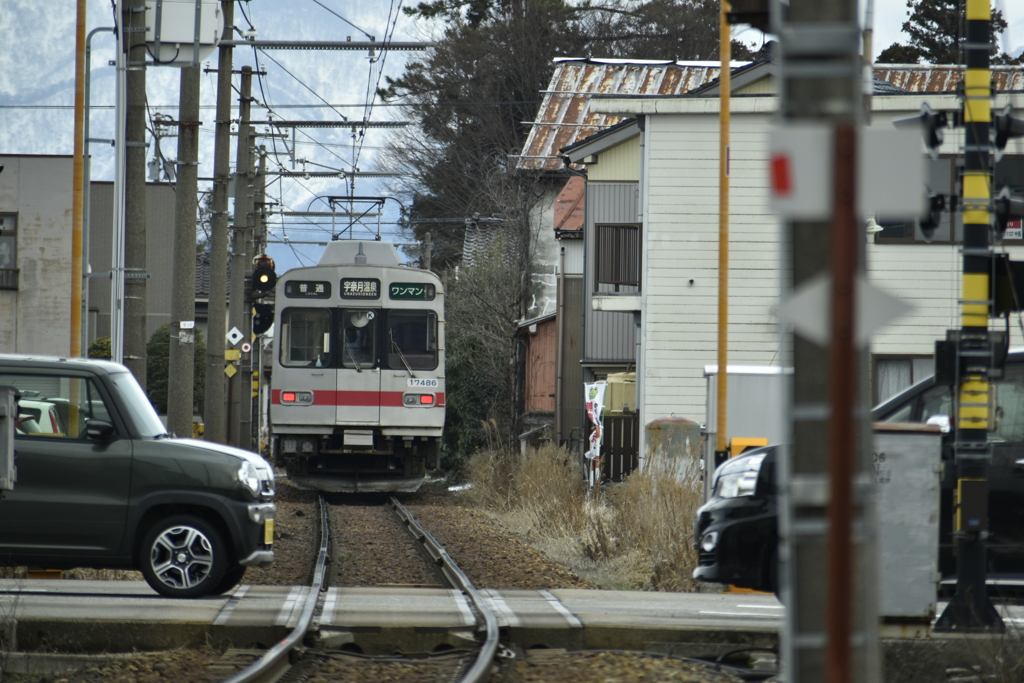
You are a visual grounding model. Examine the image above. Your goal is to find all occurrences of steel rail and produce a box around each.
[390,497,501,683]
[222,494,330,683]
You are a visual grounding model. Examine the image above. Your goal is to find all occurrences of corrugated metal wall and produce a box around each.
[584,183,638,363]
[559,275,584,447]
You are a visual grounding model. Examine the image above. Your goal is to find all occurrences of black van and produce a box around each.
[0,355,276,598]
[693,350,1024,593]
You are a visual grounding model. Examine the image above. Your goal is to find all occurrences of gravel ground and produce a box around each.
[2,478,752,683]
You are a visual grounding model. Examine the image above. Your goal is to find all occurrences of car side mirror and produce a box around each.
[85,419,116,442]
[926,415,951,433]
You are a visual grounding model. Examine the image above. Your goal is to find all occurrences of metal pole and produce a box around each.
[167,65,201,438]
[71,0,87,357]
[204,0,234,443]
[83,27,115,354]
[826,123,857,683]
[933,0,1004,633]
[715,0,732,467]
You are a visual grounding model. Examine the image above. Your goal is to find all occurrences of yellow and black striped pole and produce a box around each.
[934,0,1004,632]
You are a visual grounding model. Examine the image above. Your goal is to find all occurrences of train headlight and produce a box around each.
[280,391,313,405]
[403,393,435,406]
[237,460,261,496]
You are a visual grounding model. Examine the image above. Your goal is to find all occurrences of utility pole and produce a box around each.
[229,66,254,450]
[123,0,148,385]
[167,65,201,438]
[204,0,234,443]
[776,0,877,681]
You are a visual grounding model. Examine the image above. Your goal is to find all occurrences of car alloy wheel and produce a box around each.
[141,515,228,598]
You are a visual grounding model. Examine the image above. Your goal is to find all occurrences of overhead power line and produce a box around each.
[223,40,434,50]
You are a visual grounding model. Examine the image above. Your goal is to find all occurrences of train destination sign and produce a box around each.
[341,278,381,299]
[389,283,436,301]
[284,280,331,298]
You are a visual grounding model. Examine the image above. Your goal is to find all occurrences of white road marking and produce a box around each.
[540,590,583,628]
[320,588,338,626]
[451,589,476,626]
[276,586,303,626]
[482,589,520,628]
[699,610,782,619]
[213,584,249,626]
[737,603,784,609]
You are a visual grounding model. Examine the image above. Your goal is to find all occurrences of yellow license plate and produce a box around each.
[264,519,275,545]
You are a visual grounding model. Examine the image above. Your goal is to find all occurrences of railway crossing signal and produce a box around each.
[252,303,274,335]
[252,264,277,295]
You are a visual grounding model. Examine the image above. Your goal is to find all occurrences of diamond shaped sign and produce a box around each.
[226,327,244,346]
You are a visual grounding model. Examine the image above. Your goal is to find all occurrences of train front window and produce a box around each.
[280,309,333,367]
[387,311,438,371]
[342,309,378,369]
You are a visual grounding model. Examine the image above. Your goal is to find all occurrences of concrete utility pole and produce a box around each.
[229,66,254,450]
[776,0,877,681]
[123,0,148,385]
[204,0,234,443]
[166,65,201,438]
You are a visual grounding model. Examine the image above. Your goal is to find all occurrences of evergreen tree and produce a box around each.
[877,0,1020,65]
[380,0,756,269]
[146,323,206,416]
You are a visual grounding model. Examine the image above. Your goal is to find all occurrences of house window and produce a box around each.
[0,214,17,290]
[874,355,933,405]
[595,223,641,291]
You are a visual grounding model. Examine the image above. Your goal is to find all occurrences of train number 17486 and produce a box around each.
[408,378,439,388]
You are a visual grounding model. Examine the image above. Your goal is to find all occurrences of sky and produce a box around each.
[1,0,1023,274]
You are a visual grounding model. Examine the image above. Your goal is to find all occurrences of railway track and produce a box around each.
[216,494,503,683]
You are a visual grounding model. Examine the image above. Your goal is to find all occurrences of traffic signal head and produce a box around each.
[252,303,274,335]
[917,194,946,243]
[251,265,277,295]
[995,105,1024,161]
[994,186,1024,238]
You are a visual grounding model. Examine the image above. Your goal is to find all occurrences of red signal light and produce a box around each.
[282,392,297,402]
[420,395,434,405]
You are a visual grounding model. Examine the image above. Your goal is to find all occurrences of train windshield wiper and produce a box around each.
[390,331,417,379]
[345,342,363,373]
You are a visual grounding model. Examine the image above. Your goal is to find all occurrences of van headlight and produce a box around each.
[713,453,767,498]
[237,461,261,495]
[701,531,719,552]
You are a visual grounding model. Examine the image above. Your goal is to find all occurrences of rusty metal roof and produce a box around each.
[519,59,1024,173]
[873,64,1024,94]
[516,59,728,172]
[553,176,586,234]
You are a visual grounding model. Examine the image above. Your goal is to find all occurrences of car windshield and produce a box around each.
[108,370,168,438]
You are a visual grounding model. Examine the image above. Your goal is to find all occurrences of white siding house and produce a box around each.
[592,82,1024,461]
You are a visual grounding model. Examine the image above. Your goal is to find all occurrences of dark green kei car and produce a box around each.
[0,355,276,598]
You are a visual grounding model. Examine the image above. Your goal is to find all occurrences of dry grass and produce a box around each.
[464,440,705,591]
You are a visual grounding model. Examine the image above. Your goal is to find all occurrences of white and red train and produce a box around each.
[269,241,444,492]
